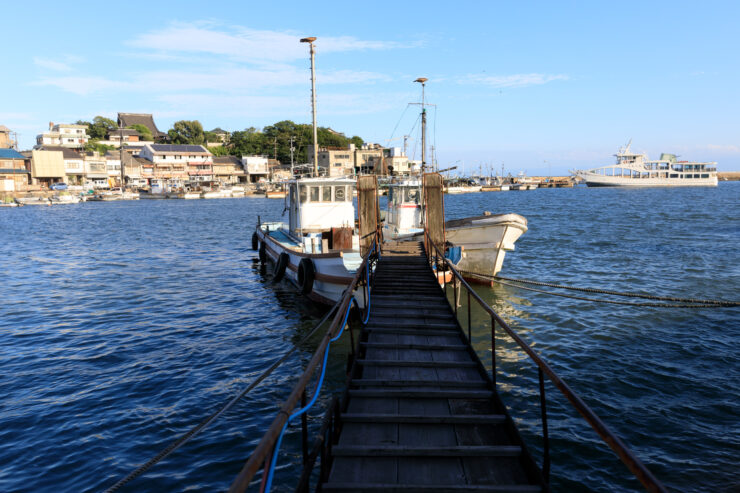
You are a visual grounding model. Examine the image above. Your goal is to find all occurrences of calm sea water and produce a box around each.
[1,184,738,492]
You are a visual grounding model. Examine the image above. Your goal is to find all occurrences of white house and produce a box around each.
[36,123,89,149]
[242,155,270,183]
[139,144,212,188]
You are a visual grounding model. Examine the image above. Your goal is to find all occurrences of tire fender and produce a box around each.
[273,252,289,282]
[258,241,267,263]
[251,232,259,250]
[297,258,315,295]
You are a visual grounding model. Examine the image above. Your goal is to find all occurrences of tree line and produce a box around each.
[75,116,364,164]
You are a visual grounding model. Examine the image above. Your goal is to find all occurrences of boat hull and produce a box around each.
[581,174,718,187]
[256,225,365,306]
[392,213,527,283]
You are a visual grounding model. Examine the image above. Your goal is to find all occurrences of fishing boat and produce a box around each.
[383,178,527,281]
[572,140,718,187]
[383,78,527,282]
[16,196,51,206]
[253,177,365,304]
[252,36,367,305]
[50,194,81,204]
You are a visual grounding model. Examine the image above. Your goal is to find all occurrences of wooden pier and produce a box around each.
[322,241,544,492]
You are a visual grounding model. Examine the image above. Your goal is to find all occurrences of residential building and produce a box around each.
[107,128,140,143]
[105,150,148,188]
[355,146,384,174]
[309,143,385,175]
[382,147,414,176]
[0,148,30,191]
[117,113,165,140]
[36,123,89,149]
[30,149,66,187]
[212,156,246,185]
[85,156,108,189]
[241,156,270,183]
[207,127,230,148]
[139,144,212,188]
[316,147,355,177]
[0,125,17,149]
[35,146,86,185]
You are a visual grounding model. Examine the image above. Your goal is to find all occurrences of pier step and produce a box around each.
[372,312,454,321]
[331,445,522,457]
[322,484,542,493]
[357,359,477,368]
[360,342,467,350]
[364,327,460,337]
[340,413,506,424]
[351,379,487,388]
[348,389,494,399]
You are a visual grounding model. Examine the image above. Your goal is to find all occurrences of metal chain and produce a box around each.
[458,270,739,306]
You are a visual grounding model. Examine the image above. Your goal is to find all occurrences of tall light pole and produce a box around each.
[414,77,427,173]
[301,36,319,177]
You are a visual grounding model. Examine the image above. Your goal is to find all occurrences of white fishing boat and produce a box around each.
[229,186,246,197]
[252,36,368,305]
[572,140,718,187]
[254,177,365,304]
[202,189,232,199]
[383,178,527,282]
[383,78,527,282]
[183,191,201,199]
[16,196,51,206]
[50,194,81,204]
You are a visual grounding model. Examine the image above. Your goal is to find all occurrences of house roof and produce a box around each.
[108,128,141,137]
[150,144,209,153]
[0,148,25,159]
[117,113,164,137]
[213,155,242,165]
[0,125,11,132]
[210,127,229,134]
[33,146,82,160]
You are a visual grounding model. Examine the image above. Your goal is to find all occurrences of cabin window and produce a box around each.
[310,186,320,202]
[299,185,308,203]
[335,186,346,201]
[670,174,678,178]
[322,186,332,202]
[701,174,709,178]
[404,188,420,204]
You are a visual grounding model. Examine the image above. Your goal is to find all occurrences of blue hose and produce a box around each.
[263,243,376,492]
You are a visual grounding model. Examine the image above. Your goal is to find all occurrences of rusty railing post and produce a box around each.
[301,390,308,466]
[539,367,551,482]
[491,315,496,387]
[467,288,471,343]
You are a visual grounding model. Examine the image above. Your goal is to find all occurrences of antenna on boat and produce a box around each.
[301,36,319,177]
[414,77,428,174]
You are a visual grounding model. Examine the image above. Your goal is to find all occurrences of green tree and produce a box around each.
[128,124,153,142]
[208,145,231,156]
[84,141,116,154]
[84,116,118,140]
[167,120,205,145]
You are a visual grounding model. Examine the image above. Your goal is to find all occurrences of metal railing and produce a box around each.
[228,238,378,493]
[423,232,667,493]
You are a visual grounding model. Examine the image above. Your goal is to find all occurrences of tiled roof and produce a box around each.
[213,155,241,165]
[36,146,83,159]
[210,127,229,134]
[117,113,164,137]
[151,144,208,153]
[0,148,25,159]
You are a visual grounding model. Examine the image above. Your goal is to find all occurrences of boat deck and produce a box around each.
[323,241,544,492]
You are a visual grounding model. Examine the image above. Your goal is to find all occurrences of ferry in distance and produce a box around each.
[572,140,718,187]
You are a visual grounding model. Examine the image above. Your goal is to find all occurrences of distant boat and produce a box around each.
[572,140,718,187]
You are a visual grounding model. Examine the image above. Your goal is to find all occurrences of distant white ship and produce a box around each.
[573,141,718,187]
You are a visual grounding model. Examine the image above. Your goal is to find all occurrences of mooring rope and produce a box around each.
[457,270,740,307]
[105,295,345,493]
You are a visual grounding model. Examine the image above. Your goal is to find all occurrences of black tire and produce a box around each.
[251,232,259,250]
[273,253,289,282]
[297,258,315,295]
[258,241,267,263]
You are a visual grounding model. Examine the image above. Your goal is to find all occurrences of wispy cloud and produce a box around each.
[126,22,415,64]
[458,73,569,88]
[33,57,73,72]
[32,76,133,96]
[706,144,740,153]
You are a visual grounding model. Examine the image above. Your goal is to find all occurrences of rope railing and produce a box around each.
[423,231,668,493]
[229,238,378,493]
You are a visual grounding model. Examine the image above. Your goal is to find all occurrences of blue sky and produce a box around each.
[3,0,739,174]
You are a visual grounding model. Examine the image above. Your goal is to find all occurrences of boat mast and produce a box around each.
[414,78,428,174]
[301,37,319,177]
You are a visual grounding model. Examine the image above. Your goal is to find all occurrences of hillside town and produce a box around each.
[0,113,419,201]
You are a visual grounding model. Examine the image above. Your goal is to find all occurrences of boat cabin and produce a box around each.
[386,180,424,237]
[286,177,357,250]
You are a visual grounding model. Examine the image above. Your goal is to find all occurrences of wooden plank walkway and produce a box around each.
[323,242,545,492]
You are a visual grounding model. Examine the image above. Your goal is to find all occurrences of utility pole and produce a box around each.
[301,37,319,177]
[119,126,125,192]
[290,136,295,177]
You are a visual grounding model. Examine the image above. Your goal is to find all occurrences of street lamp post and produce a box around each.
[301,37,319,177]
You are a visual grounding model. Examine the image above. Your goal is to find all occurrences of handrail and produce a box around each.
[229,238,377,493]
[423,231,667,493]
